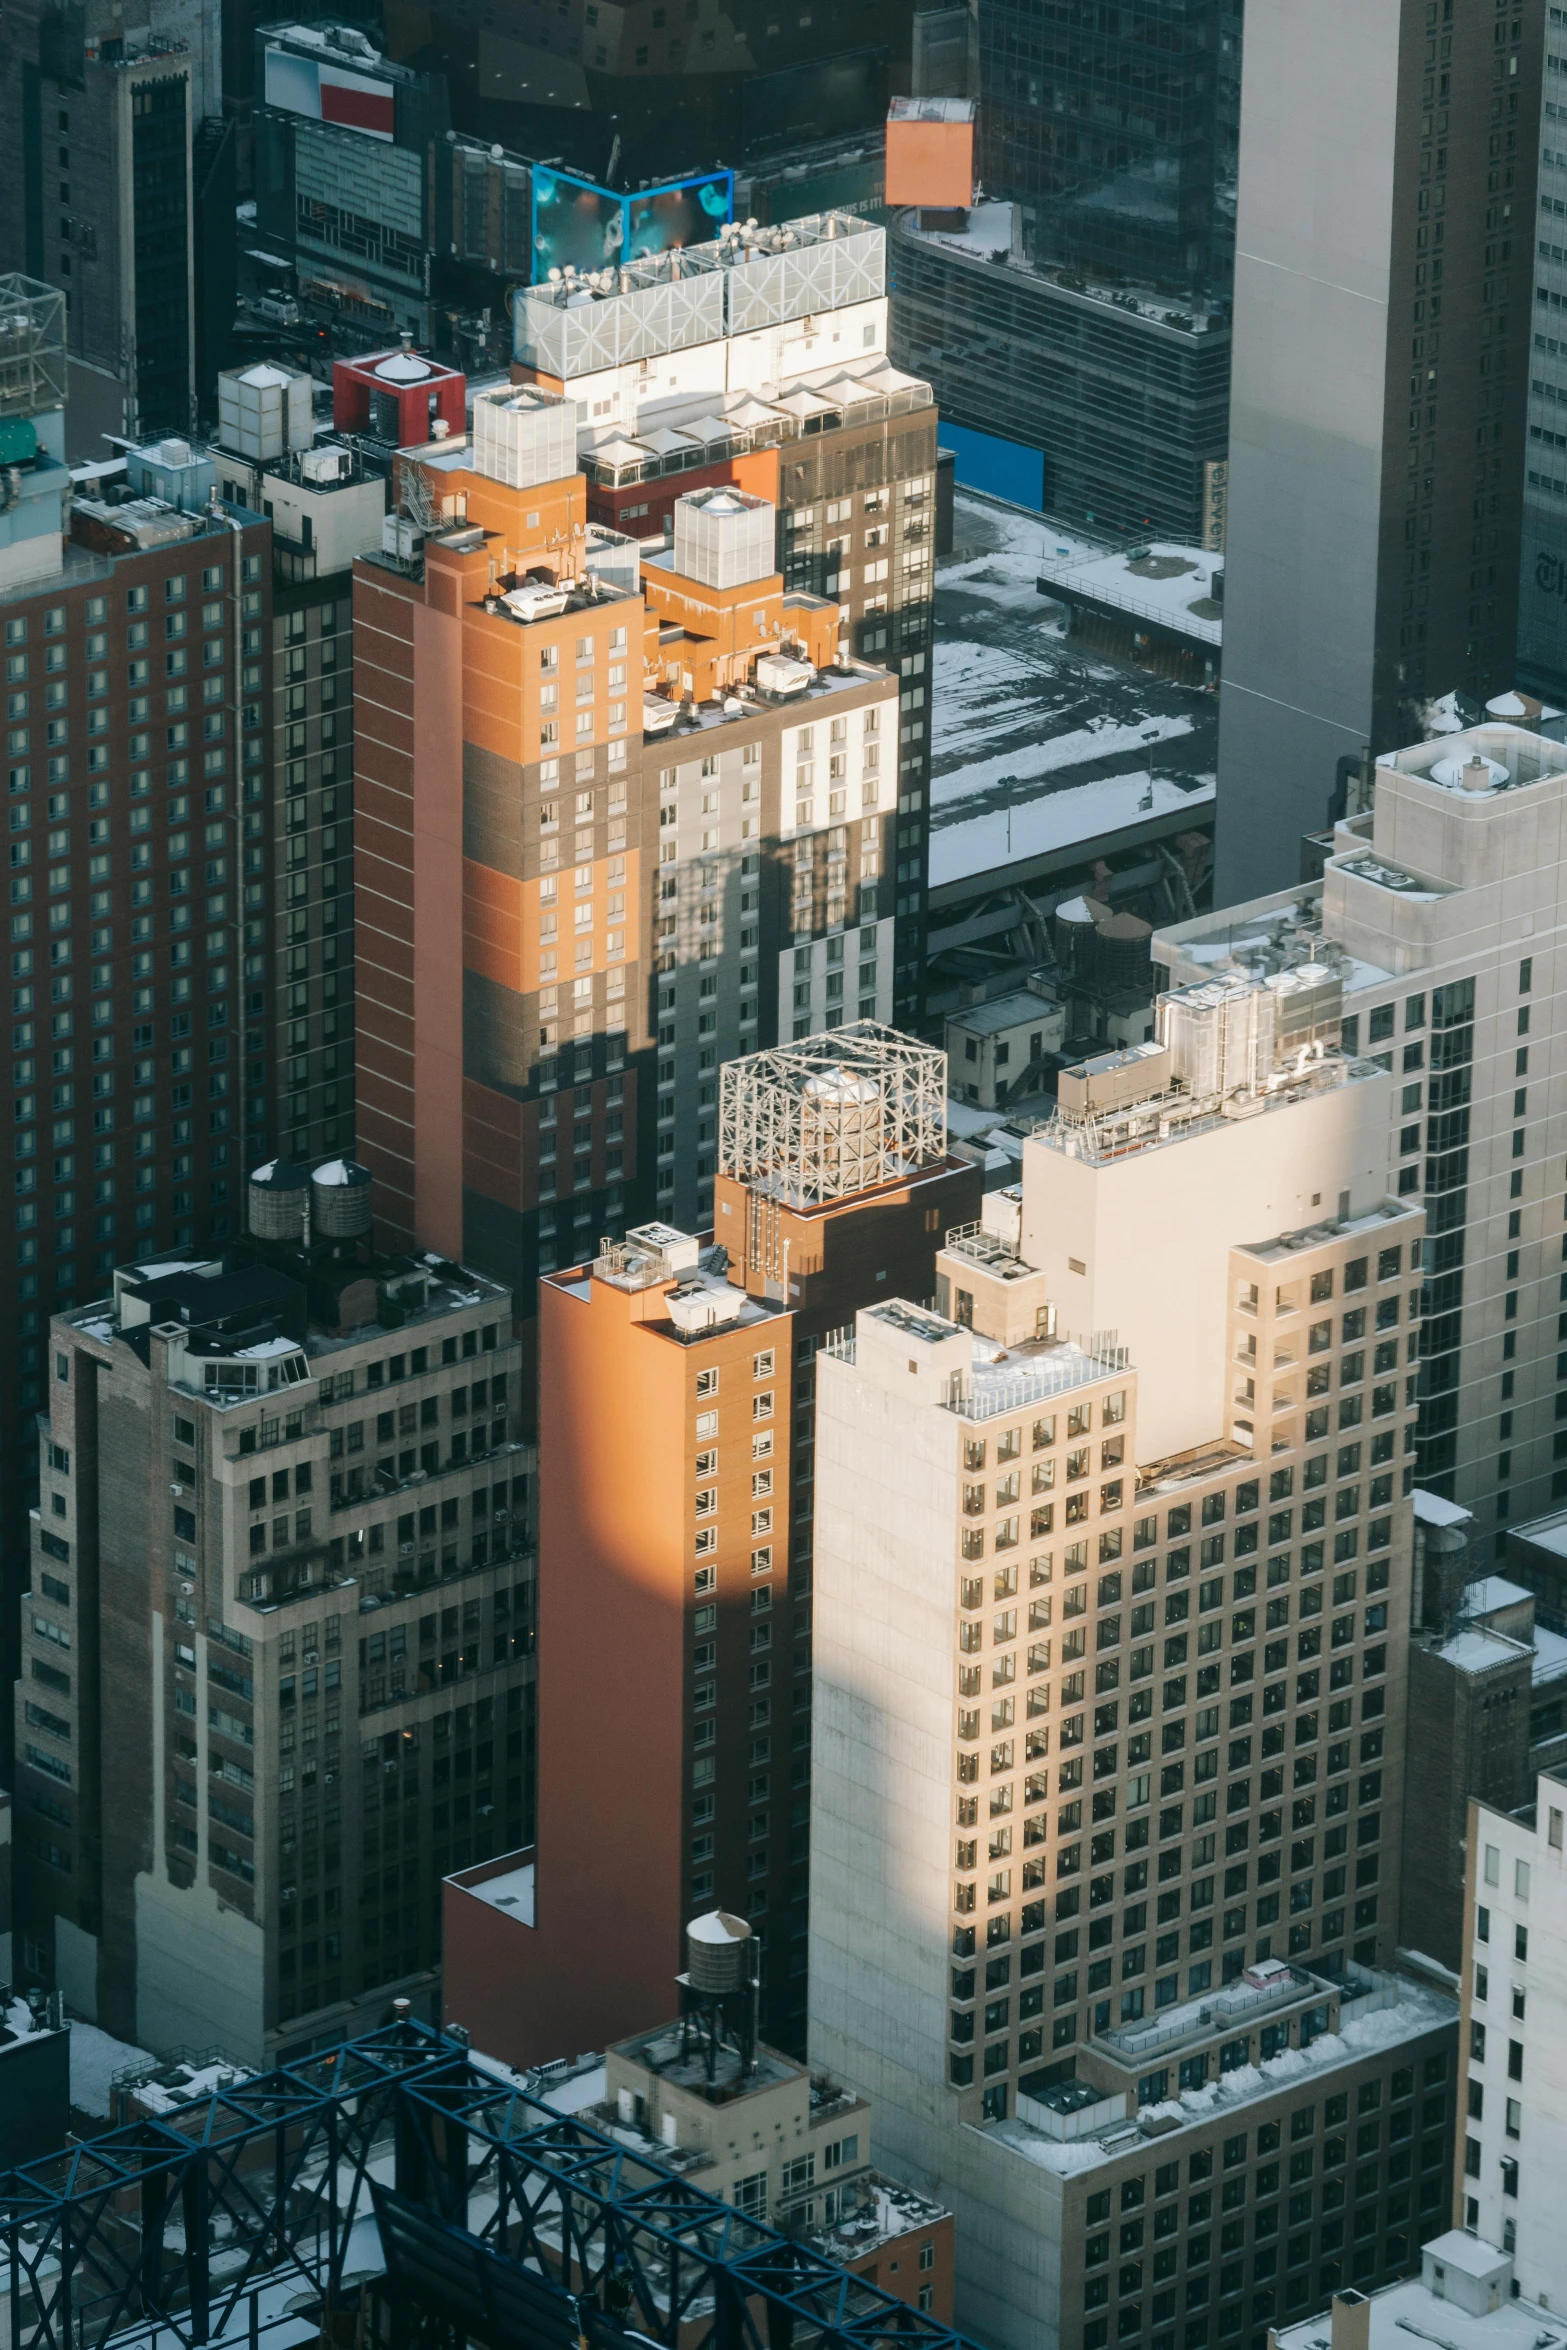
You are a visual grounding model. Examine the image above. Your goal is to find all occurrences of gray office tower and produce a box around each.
[1518,17,1567,697]
[1215,0,1543,900]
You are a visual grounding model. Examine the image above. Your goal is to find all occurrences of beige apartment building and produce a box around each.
[15,1161,535,2061]
[808,970,1460,2350]
[1157,719,1567,1547]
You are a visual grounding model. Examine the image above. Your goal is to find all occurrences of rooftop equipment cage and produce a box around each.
[0,278,67,418]
[719,1021,946,1208]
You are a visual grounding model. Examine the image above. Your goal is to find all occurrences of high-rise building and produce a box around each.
[1214,0,1543,899]
[492,1027,978,2060]
[14,1173,536,2061]
[1155,716,1567,1543]
[0,300,276,1725]
[0,0,211,453]
[807,971,1455,2349]
[888,0,1239,533]
[352,293,927,1298]
[1517,29,1567,702]
[1454,1765,1567,2285]
[211,358,390,1173]
[978,0,1241,300]
[514,215,938,1026]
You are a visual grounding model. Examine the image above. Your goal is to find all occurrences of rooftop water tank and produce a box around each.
[686,1910,753,1994]
[247,1158,310,1241]
[311,1158,373,1240]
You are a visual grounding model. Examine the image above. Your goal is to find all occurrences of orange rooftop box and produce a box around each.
[885,96,975,211]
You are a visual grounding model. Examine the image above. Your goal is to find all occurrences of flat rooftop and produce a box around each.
[1034,541,1223,648]
[927,494,1216,911]
[986,1971,1456,2180]
[1274,2253,1561,2350]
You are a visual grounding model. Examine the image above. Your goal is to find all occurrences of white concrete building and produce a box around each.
[1458,1767,1567,2307]
[809,971,1457,2350]
[1155,721,1567,1549]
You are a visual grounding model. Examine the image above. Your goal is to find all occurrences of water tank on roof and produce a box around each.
[311,1158,373,1240]
[1053,894,1099,978]
[247,1159,310,1241]
[686,1910,753,1994]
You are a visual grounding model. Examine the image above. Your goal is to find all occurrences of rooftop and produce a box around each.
[1040,1046,1381,1168]
[457,1859,535,1924]
[926,495,1216,915]
[1034,542,1223,648]
[834,1302,1130,1418]
[900,204,1229,335]
[946,985,1060,1038]
[613,2022,803,2106]
[1437,1629,1529,1677]
[1273,2244,1559,2350]
[985,1969,1456,2179]
[66,1243,509,1399]
[575,358,932,489]
[1237,1199,1423,1267]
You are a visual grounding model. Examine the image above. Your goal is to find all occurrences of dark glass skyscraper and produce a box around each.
[978,0,1242,298]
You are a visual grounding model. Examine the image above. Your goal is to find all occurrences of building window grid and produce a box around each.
[949,1241,1412,2097]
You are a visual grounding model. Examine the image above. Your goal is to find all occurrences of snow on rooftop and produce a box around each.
[1413,1488,1472,1529]
[1531,1622,1567,1685]
[1439,1629,1526,1676]
[927,494,1217,897]
[932,771,1214,890]
[1037,542,1223,645]
[1466,1575,1532,1614]
[987,1977,1455,2177]
[69,2018,156,2118]
[1515,1511,1567,1560]
[460,1860,535,1924]
[1274,2269,1559,2350]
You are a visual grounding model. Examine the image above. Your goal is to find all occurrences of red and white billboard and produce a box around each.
[264,45,396,141]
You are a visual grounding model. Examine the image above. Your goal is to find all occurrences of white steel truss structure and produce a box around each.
[719,1022,946,1207]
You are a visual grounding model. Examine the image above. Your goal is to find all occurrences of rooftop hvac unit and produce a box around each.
[673,486,776,590]
[218,362,314,462]
[1159,978,1275,1099]
[470,384,576,491]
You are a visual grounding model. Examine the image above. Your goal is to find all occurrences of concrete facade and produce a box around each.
[500,1052,979,2063]
[1157,721,1567,1539]
[808,974,1441,2349]
[16,1227,536,2060]
[1217,0,1542,899]
[1456,1768,1567,2303]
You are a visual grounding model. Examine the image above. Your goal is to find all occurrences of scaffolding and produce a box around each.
[0,2018,977,2350]
[0,278,67,420]
[719,1024,946,1210]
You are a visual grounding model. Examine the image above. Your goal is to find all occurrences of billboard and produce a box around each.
[531,165,733,279]
[263,45,396,140]
[531,167,625,275]
[624,172,733,261]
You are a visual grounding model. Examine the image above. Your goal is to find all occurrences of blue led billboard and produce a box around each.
[531,166,733,280]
